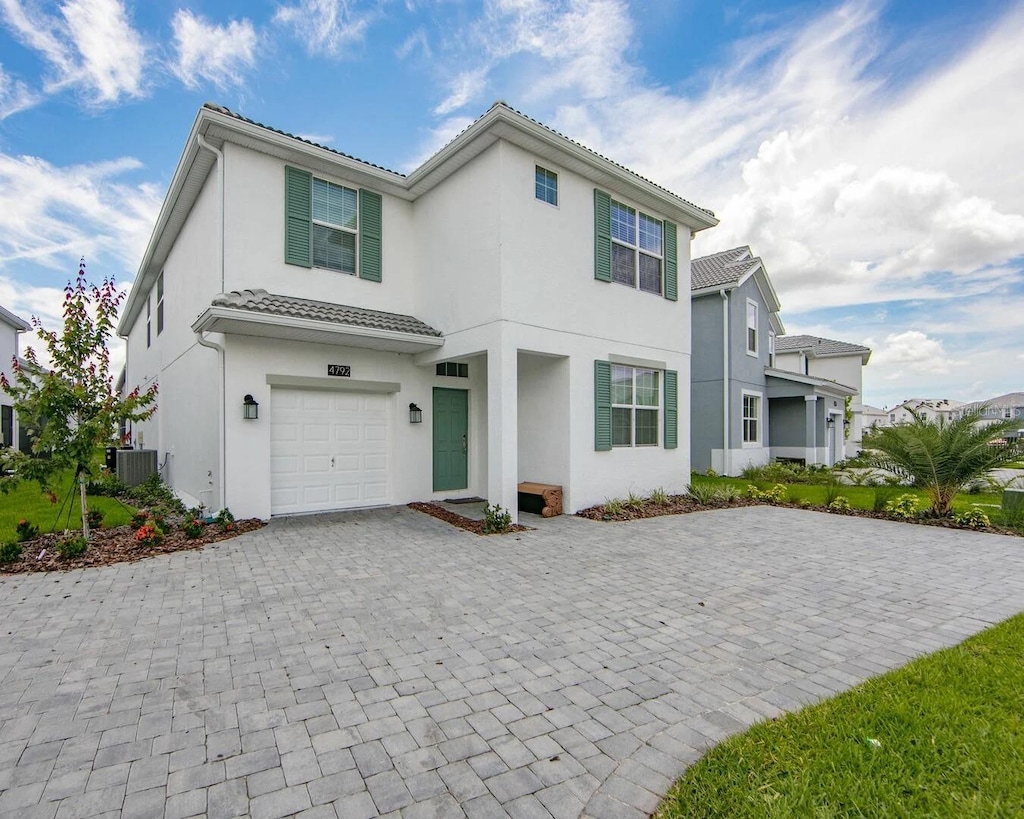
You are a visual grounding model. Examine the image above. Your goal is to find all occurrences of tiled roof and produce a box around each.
[775,335,871,357]
[690,246,760,289]
[210,290,442,337]
[959,392,1024,411]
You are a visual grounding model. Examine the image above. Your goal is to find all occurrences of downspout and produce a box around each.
[720,289,730,475]
[196,133,226,512]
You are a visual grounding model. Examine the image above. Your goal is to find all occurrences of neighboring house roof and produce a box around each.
[120,101,718,336]
[892,397,963,413]
[0,304,31,332]
[192,290,443,354]
[690,246,785,334]
[862,404,888,415]
[959,392,1024,412]
[775,334,872,364]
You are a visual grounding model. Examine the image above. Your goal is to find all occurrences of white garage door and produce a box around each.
[270,388,390,515]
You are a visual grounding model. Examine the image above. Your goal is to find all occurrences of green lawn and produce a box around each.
[0,473,135,542]
[656,613,1024,818]
[702,476,1013,526]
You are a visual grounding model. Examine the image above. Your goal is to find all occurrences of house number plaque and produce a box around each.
[327,364,351,377]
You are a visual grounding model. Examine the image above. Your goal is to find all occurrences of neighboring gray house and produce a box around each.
[1,304,31,451]
[955,392,1024,431]
[691,247,857,474]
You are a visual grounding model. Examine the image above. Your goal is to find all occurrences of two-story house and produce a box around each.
[117,102,718,521]
[774,335,871,459]
[690,247,857,473]
[885,398,963,426]
[1,304,31,451]
[956,393,1024,430]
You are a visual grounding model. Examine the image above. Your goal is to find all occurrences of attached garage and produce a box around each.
[270,388,391,514]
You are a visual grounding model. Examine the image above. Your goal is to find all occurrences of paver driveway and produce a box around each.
[2,506,1023,819]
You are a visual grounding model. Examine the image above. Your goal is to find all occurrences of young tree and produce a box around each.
[0,260,158,540]
[865,408,1019,517]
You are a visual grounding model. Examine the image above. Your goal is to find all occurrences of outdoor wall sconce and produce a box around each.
[826,416,836,427]
[243,394,259,420]
[843,418,851,429]
[409,403,423,424]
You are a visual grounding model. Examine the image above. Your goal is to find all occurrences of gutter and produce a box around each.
[721,289,730,475]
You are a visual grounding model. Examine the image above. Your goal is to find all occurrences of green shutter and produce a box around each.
[359,189,382,282]
[594,190,612,282]
[595,360,612,451]
[284,166,312,268]
[664,369,678,449]
[664,221,678,301]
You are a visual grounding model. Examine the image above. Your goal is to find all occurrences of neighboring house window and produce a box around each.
[768,332,776,367]
[594,361,677,451]
[594,190,678,300]
[742,392,761,444]
[890,413,896,423]
[746,300,758,356]
[284,166,383,282]
[611,365,660,447]
[436,362,468,378]
[535,166,557,206]
[146,297,151,348]
[156,272,164,335]
[1004,407,1013,419]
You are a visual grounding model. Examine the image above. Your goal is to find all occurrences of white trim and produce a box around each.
[741,389,763,446]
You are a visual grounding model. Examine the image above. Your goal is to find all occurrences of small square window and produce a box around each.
[535,166,557,206]
[436,362,468,378]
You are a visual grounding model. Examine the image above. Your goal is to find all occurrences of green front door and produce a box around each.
[433,388,468,491]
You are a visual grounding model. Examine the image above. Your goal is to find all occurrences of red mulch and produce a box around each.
[1,519,265,575]
[408,502,531,535]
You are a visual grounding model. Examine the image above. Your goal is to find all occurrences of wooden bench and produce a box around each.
[517,482,563,518]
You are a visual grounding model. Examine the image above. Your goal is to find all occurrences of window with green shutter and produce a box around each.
[594,360,612,451]
[597,362,675,449]
[664,369,678,448]
[284,166,383,281]
[594,188,677,300]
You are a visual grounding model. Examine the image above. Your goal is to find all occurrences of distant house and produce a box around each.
[774,335,872,458]
[690,247,857,473]
[862,404,888,432]
[955,393,1024,431]
[886,398,963,426]
[0,304,31,451]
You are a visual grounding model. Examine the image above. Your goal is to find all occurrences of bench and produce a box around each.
[517,482,563,518]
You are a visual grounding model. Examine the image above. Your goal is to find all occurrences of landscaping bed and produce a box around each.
[0,518,265,574]
[408,502,530,535]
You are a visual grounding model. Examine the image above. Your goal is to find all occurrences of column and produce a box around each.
[804,395,818,466]
[487,336,519,522]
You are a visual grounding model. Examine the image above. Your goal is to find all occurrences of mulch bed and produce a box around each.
[0,520,264,575]
[408,502,531,535]
[576,496,1021,536]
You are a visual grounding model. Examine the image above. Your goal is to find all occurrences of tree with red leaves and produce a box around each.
[1,260,158,541]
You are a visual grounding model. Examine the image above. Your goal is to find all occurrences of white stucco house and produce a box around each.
[1,304,31,451]
[117,102,718,521]
[773,335,872,458]
[885,397,964,426]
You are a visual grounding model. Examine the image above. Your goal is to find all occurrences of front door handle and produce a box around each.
[462,434,467,454]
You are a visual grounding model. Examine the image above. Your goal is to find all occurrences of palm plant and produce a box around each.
[865,408,1020,517]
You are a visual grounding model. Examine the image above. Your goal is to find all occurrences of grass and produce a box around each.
[0,472,135,543]
[702,477,1016,527]
[656,613,1024,818]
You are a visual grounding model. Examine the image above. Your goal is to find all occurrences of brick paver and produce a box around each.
[2,505,1023,818]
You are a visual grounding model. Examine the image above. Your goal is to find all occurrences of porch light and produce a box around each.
[843,418,851,429]
[826,416,836,427]
[243,394,259,420]
[409,403,423,424]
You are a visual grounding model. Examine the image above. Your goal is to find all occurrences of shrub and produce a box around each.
[828,496,852,513]
[687,481,721,505]
[86,508,103,530]
[134,524,164,547]
[885,494,919,521]
[15,519,39,542]
[482,503,512,534]
[128,473,186,513]
[215,508,236,531]
[747,484,787,504]
[872,485,900,513]
[624,491,647,511]
[603,497,625,516]
[717,483,743,502]
[130,510,150,530]
[953,508,990,530]
[1,540,23,564]
[648,487,670,506]
[85,471,126,497]
[822,481,843,507]
[182,518,205,539]
[57,534,88,560]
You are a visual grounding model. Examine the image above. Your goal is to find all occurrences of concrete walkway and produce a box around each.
[1,506,1023,819]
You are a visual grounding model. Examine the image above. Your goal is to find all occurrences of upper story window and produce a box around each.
[156,272,165,335]
[746,300,758,356]
[313,178,358,274]
[535,166,558,206]
[1004,407,1013,419]
[768,331,776,367]
[285,166,382,283]
[611,200,663,294]
[612,365,659,447]
[146,297,151,348]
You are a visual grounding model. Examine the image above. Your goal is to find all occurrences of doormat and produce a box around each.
[444,496,486,504]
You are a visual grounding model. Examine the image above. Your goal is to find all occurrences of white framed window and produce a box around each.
[611,199,663,295]
[312,177,358,274]
[768,331,775,367]
[742,391,761,444]
[611,365,660,447]
[156,272,165,335]
[746,300,758,356]
[1004,407,1013,419]
[535,166,557,206]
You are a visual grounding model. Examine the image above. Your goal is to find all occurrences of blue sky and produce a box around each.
[1,0,1022,410]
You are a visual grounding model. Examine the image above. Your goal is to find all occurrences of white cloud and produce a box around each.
[0,0,147,105]
[273,0,378,57]
[171,10,258,91]
[0,63,38,119]
[866,330,963,374]
[396,27,430,60]
[434,68,488,116]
